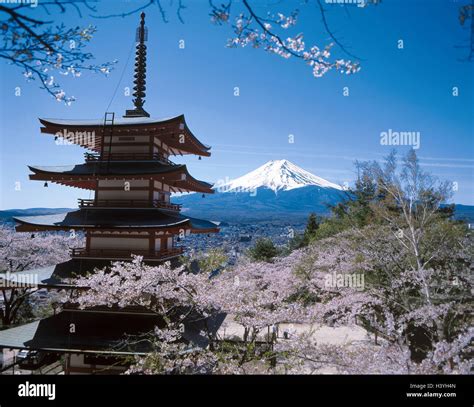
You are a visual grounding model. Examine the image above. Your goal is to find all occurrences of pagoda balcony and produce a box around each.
[78,199,181,211]
[70,247,184,261]
[84,152,175,166]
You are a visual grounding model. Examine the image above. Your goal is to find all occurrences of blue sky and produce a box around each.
[0,0,472,209]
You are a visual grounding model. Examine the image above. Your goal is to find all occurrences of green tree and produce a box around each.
[248,238,279,262]
[198,248,228,273]
[303,213,320,244]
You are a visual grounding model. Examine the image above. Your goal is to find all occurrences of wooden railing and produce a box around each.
[77,199,181,211]
[84,152,175,166]
[70,247,184,260]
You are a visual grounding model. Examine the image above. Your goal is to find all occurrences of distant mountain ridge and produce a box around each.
[1,204,473,224]
[176,160,347,221]
[0,208,72,223]
[2,160,473,224]
[448,204,474,223]
[175,160,474,222]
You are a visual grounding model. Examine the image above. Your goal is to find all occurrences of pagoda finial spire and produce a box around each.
[124,12,150,118]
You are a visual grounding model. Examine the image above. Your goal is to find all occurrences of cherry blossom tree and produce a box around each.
[277,327,473,374]
[0,225,83,326]
[69,150,472,374]
[355,150,472,349]
[72,201,472,374]
[71,256,220,373]
[73,256,209,313]
[209,0,362,78]
[458,0,474,61]
[72,253,306,373]
[0,1,118,104]
[283,151,474,374]
[1,0,382,103]
[3,0,470,103]
[201,253,307,370]
[124,324,219,375]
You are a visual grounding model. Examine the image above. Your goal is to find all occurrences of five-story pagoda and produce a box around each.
[15,12,218,262]
[0,13,219,374]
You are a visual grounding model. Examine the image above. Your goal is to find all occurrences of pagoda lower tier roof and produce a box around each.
[0,310,158,354]
[14,209,220,233]
[0,257,184,289]
[28,162,214,193]
[0,259,114,288]
[39,114,211,156]
[0,308,225,355]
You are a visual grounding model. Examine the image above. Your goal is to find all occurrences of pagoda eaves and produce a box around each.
[28,163,214,193]
[14,210,219,234]
[39,114,211,157]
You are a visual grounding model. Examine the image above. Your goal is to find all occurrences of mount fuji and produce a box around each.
[214,159,343,193]
[2,159,472,224]
[174,160,347,222]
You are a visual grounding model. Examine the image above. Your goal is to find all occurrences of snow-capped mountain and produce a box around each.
[214,159,343,193]
[174,160,346,221]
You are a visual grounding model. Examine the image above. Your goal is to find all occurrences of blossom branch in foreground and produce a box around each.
[210,0,361,78]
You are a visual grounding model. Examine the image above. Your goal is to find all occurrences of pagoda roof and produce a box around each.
[0,308,226,354]
[29,162,182,175]
[39,114,211,156]
[41,116,178,127]
[0,256,188,289]
[28,162,214,193]
[0,259,109,289]
[0,309,159,354]
[14,209,219,232]
[28,162,194,176]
